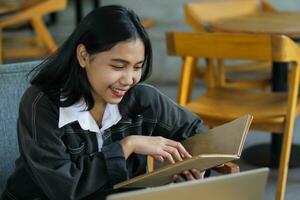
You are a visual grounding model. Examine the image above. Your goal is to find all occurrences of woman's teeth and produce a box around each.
[111,87,126,94]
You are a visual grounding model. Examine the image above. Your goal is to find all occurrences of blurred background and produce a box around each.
[1,1,300,200]
[2,0,299,84]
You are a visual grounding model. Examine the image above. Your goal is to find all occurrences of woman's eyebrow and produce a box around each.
[111,58,144,65]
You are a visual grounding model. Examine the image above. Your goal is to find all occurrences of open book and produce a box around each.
[114,114,253,189]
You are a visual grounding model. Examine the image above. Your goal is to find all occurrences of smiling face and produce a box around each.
[77,38,145,106]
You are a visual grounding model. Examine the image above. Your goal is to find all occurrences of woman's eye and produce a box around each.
[134,66,143,71]
[111,65,124,70]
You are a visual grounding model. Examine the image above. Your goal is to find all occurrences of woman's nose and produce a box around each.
[120,70,135,86]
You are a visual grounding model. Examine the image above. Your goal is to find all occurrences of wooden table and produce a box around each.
[205,12,300,167]
[209,12,300,39]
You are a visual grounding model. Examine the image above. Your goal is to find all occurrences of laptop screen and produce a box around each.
[107,168,269,200]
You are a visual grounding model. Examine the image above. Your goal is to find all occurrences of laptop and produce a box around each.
[106,168,269,200]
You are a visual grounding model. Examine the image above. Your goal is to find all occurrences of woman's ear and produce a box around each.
[77,44,89,68]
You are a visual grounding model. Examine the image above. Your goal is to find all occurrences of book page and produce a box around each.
[182,114,252,157]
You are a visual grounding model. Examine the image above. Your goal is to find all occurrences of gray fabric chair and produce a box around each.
[0,60,41,194]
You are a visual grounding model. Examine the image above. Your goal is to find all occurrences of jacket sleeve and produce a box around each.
[17,87,128,200]
[134,84,204,141]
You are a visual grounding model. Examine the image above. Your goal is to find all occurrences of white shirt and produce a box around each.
[58,99,122,151]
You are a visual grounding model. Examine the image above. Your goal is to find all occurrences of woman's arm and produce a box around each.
[134,84,204,140]
[118,84,203,164]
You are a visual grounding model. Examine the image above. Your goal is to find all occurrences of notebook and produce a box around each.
[114,115,253,189]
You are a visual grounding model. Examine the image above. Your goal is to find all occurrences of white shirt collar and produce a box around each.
[58,99,122,134]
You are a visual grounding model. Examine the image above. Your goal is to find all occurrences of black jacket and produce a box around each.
[2,83,203,200]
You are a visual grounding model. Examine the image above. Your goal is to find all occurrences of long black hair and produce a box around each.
[30,5,152,112]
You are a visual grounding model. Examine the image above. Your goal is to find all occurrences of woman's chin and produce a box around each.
[105,96,123,104]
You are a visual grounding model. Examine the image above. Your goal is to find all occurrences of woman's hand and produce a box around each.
[172,169,206,183]
[120,135,192,164]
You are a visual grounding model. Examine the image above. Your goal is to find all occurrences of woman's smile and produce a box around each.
[109,86,128,97]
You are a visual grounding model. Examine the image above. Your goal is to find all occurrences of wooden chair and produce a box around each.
[0,0,67,63]
[184,0,277,90]
[166,32,300,200]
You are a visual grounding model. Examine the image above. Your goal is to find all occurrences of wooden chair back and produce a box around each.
[184,0,277,90]
[167,32,298,103]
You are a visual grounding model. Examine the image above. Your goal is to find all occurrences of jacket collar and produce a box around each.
[58,99,121,133]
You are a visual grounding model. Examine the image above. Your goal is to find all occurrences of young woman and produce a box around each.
[1,5,204,200]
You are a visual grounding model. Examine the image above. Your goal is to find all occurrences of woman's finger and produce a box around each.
[153,155,164,163]
[182,170,195,181]
[163,146,183,162]
[190,169,205,179]
[173,174,186,183]
[176,142,192,159]
[159,150,175,164]
[165,139,192,159]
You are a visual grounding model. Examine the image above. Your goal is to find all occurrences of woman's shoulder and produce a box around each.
[119,83,162,117]
[130,83,160,98]
[20,85,58,111]
[21,85,44,101]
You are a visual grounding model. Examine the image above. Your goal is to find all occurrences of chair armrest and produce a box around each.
[212,162,240,174]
